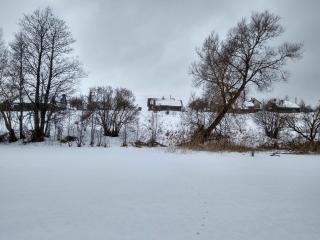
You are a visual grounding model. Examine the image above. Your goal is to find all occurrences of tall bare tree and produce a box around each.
[19,7,84,141]
[190,11,302,142]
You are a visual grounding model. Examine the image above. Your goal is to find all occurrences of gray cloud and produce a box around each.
[0,0,319,107]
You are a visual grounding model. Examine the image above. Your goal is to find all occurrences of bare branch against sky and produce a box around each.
[0,0,319,106]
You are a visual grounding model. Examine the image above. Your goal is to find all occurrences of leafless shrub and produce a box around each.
[89,86,139,138]
[286,105,320,143]
[254,109,287,140]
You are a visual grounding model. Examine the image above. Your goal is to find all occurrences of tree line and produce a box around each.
[1,8,319,151]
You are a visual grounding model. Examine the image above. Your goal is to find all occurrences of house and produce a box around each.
[265,99,300,113]
[0,94,68,112]
[249,98,262,109]
[147,97,183,112]
[240,98,262,113]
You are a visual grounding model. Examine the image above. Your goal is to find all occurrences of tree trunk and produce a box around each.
[19,110,24,139]
[199,83,246,143]
[32,36,44,142]
[32,110,45,142]
[19,57,25,139]
[9,129,18,143]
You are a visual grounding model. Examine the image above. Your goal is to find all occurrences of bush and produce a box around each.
[60,135,78,143]
[0,133,9,143]
[286,140,320,154]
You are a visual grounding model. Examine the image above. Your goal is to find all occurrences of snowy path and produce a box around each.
[0,146,320,240]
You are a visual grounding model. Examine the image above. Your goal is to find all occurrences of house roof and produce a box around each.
[154,98,182,107]
[280,100,300,109]
[243,101,254,108]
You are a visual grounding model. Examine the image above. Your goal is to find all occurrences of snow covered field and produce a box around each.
[0,145,320,240]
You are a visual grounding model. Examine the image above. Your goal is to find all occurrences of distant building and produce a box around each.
[0,94,68,112]
[241,98,262,112]
[147,97,183,112]
[265,99,300,113]
[249,98,262,109]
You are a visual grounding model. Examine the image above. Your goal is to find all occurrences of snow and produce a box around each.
[281,100,300,109]
[138,110,184,145]
[154,98,182,107]
[1,145,320,240]
[243,101,255,108]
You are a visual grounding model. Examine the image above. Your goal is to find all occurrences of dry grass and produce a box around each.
[178,140,255,153]
[285,141,320,154]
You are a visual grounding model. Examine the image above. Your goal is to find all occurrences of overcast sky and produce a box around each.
[0,0,319,106]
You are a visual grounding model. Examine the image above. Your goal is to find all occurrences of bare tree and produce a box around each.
[18,7,84,141]
[254,109,287,139]
[286,105,320,142]
[90,86,139,137]
[190,11,302,142]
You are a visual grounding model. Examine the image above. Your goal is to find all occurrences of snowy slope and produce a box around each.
[138,109,184,145]
[1,145,320,240]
